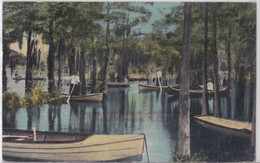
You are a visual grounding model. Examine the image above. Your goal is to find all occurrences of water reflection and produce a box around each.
[192,121,253,161]
[236,83,246,120]
[219,83,254,122]
[27,108,33,130]
[48,105,62,132]
[79,104,86,132]
[3,82,254,162]
[102,99,108,134]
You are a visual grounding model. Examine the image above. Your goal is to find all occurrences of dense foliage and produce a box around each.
[2,92,21,112]
[2,2,256,95]
[3,85,63,110]
[158,3,256,86]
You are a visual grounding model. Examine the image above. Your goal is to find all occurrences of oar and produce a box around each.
[158,77,162,92]
[67,84,76,104]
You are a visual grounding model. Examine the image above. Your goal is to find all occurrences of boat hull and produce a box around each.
[138,84,168,91]
[62,93,103,102]
[194,115,252,139]
[88,81,131,87]
[13,77,46,80]
[165,86,229,97]
[3,129,145,162]
[107,82,131,87]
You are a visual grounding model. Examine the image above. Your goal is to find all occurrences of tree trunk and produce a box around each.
[122,50,129,79]
[57,39,61,91]
[32,40,38,68]
[102,2,111,94]
[227,27,231,89]
[76,47,80,73]
[212,3,221,117]
[25,30,33,93]
[251,54,256,148]
[68,43,76,76]
[122,16,130,79]
[57,38,64,91]
[2,54,7,92]
[117,61,123,82]
[2,30,8,93]
[47,18,55,92]
[176,2,191,157]
[79,46,86,95]
[202,3,209,116]
[234,54,239,83]
[91,48,97,93]
[162,56,168,86]
[37,49,41,70]
[236,67,245,120]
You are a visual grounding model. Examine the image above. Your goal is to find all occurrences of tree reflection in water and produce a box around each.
[2,83,255,162]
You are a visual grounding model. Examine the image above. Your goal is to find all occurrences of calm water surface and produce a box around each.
[3,70,254,162]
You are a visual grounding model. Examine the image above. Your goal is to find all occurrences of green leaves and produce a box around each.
[157,2,256,82]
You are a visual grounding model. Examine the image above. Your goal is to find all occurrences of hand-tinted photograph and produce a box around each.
[2,1,256,162]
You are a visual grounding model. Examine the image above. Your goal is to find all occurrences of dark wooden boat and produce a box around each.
[107,82,131,87]
[87,81,131,87]
[62,93,103,102]
[194,115,252,139]
[138,84,168,91]
[13,77,46,80]
[128,78,148,81]
[87,81,100,86]
[13,76,24,80]
[3,129,145,162]
[165,86,229,97]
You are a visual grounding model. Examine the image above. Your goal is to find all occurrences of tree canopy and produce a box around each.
[2,2,256,93]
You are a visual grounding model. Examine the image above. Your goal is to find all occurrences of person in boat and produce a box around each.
[199,79,213,91]
[70,71,80,96]
[147,69,152,85]
[207,80,213,91]
[124,76,128,83]
[223,76,227,87]
[15,71,19,78]
[156,68,162,86]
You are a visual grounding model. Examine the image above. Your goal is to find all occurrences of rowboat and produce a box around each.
[87,81,131,87]
[62,93,103,102]
[194,115,252,138]
[13,77,46,80]
[3,129,145,162]
[199,85,213,91]
[13,76,24,80]
[128,78,148,81]
[87,81,102,86]
[165,86,229,97]
[138,84,168,91]
[107,82,131,87]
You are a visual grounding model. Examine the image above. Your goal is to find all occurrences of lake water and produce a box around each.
[3,69,254,162]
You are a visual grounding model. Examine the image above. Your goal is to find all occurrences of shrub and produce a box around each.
[48,89,63,104]
[19,84,63,108]
[95,82,103,93]
[4,85,65,110]
[20,84,48,108]
[3,92,21,112]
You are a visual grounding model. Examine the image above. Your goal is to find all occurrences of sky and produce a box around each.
[131,2,181,34]
[8,2,181,57]
[99,2,181,35]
